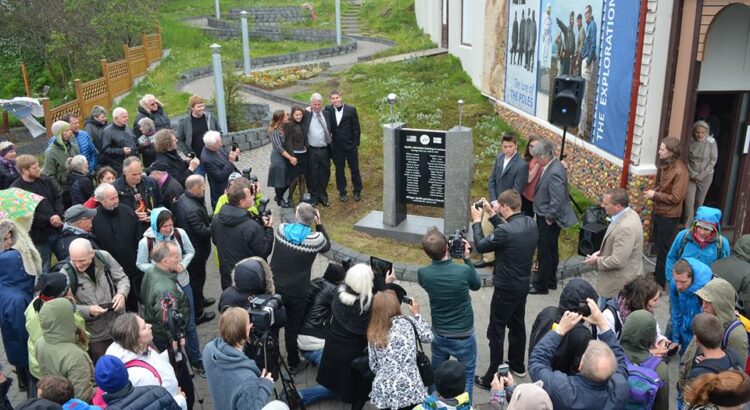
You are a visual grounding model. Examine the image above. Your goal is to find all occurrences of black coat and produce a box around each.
[10,176,63,243]
[0,164,18,189]
[302,109,334,145]
[201,146,236,198]
[472,213,538,291]
[218,257,287,327]
[173,192,211,255]
[54,225,99,261]
[154,150,192,187]
[159,175,184,212]
[528,278,598,375]
[133,104,172,137]
[84,115,107,154]
[210,204,273,277]
[299,277,337,338]
[113,176,162,214]
[68,171,94,206]
[103,383,181,410]
[101,123,137,174]
[92,204,140,279]
[487,153,529,200]
[326,104,361,151]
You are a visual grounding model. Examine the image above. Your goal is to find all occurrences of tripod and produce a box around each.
[247,330,306,410]
[559,126,584,215]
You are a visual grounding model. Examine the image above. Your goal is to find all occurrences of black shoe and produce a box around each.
[281,200,293,209]
[528,285,548,295]
[473,375,491,390]
[353,192,361,202]
[196,311,216,325]
[549,283,558,290]
[508,362,527,378]
[289,359,309,375]
[474,260,494,268]
[202,297,216,308]
[319,199,330,207]
[340,193,348,202]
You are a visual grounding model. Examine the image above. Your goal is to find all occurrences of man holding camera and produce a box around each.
[271,202,330,374]
[417,227,480,398]
[211,178,274,290]
[470,190,538,388]
[201,130,238,208]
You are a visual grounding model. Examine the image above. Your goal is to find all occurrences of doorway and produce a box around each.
[441,0,449,48]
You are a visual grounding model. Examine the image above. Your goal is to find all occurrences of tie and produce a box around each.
[316,112,331,144]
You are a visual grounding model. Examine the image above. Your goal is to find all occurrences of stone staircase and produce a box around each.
[341,0,362,36]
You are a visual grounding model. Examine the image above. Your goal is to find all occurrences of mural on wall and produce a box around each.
[535,0,601,142]
[482,0,509,99]
[591,0,643,156]
[504,0,542,115]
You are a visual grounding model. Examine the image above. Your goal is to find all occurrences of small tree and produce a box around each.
[222,63,246,132]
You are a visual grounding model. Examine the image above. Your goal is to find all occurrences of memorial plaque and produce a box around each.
[398,128,446,207]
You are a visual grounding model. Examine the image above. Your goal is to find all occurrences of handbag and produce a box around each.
[351,347,376,381]
[407,317,434,386]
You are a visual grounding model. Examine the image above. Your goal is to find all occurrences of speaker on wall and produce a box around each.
[550,75,585,127]
[578,222,607,257]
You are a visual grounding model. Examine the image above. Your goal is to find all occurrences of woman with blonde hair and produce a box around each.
[134,94,172,166]
[685,120,718,227]
[683,370,750,409]
[368,291,433,410]
[267,109,295,208]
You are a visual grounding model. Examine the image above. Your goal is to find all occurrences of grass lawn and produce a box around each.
[358,0,435,57]
[296,55,592,264]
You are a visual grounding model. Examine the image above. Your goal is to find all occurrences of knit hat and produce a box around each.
[324,263,347,284]
[95,355,130,393]
[64,205,97,223]
[0,141,15,157]
[695,220,716,231]
[36,272,70,298]
[51,121,70,138]
[507,381,553,410]
[434,360,466,398]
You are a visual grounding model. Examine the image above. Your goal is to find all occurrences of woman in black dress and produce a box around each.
[283,106,308,205]
[267,110,295,208]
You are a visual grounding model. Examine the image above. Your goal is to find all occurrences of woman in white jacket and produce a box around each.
[106,313,188,410]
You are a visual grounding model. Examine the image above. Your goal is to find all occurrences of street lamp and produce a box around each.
[457,99,464,128]
[387,93,397,125]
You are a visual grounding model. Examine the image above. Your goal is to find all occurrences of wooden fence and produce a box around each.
[42,27,163,137]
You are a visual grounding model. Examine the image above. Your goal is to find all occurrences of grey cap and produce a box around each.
[64,204,97,223]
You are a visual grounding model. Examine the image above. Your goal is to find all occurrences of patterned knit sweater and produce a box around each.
[270,223,330,297]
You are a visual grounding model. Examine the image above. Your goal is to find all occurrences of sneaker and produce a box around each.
[196,311,216,325]
[508,363,527,378]
[192,362,207,379]
[289,359,309,375]
[473,375,491,390]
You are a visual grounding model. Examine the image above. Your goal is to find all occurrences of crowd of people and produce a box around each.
[0,85,749,410]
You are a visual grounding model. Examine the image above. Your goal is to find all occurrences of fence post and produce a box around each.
[41,98,52,139]
[156,25,163,57]
[101,59,113,107]
[141,31,150,66]
[74,79,85,118]
[123,44,133,88]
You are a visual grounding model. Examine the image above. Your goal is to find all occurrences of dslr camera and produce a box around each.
[242,167,259,184]
[301,192,315,207]
[448,229,468,259]
[248,295,284,331]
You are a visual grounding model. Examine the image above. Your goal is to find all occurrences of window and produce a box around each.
[461,0,472,46]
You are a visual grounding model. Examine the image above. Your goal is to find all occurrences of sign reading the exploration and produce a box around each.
[398,128,446,207]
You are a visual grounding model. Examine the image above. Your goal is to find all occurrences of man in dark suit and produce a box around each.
[302,93,334,207]
[478,133,529,268]
[327,90,362,203]
[529,138,578,294]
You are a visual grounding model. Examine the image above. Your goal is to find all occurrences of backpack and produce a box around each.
[676,228,724,260]
[60,251,114,294]
[91,359,162,408]
[721,316,750,375]
[625,356,664,410]
[146,230,185,259]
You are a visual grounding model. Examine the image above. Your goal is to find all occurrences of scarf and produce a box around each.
[284,222,311,245]
[617,295,632,323]
[692,224,717,249]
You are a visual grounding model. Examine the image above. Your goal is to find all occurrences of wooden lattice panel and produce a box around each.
[81,78,108,100]
[108,60,129,79]
[50,100,81,123]
[128,46,148,77]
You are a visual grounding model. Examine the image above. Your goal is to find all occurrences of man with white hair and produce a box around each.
[270,202,330,373]
[91,183,142,312]
[200,130,238,208]
[59,238,130,363]
[302,93,334,207]
[529,298,629,409]
[101,107,137,174]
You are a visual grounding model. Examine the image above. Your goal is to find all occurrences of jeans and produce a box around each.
[484,289,527,380]
[430,332,477,401]
[653,215,680,288]
[301,349,323,366]
[181,284,202,365]
[299,385,338,406]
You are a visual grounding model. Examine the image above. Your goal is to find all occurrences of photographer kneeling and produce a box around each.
[470,190,538,388]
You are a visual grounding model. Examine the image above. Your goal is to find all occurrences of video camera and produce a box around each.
[301,192,315,207]
[248,294,283,331]
[448,229,468,259]
[161,292,186,342]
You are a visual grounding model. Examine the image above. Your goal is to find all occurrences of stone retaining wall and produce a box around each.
[227,7,308,23]
[205,16,347,43]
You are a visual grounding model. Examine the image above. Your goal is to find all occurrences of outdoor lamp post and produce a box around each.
[211,43,228,134]
[240,10,251,75]
[387,93,397,125]
[214,0,220,19]
[457,99,464,128]
[335,0,342,46]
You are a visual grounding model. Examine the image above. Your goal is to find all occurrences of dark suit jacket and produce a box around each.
[302,109,334,146]
[326,104,361,151]
[488,153,528,200]
[533,159,578,228]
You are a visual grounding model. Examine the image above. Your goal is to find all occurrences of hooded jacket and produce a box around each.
[218,258,287,331]
[102,382,181,410]
[136,208,194,287]
[154,150,192,187]
[42,136,80,193]
[69,170,95,206]
[666,206,730,284]
[105,342,187,410]
[48,131,97,174]
[173,191,211,255]
[415,392,473,410]
[133,103,171,167]
[202,337,274,410]
[528,278,598,374]
[619,310,669,410]
[211,204,273,277]
[711,235,750,316]
[670,257,714,349]
[101,122,137,175]
[84,115,108,154]
[35,298,95,402]
[59,250,130,342]
[680,278,749,381]
[54,223,99,261]
[140,263,190,342]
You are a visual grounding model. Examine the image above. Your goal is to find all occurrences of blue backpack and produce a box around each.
[625,356,664,410]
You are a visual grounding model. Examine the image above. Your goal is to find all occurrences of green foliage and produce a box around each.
[220,62,246,132]
[358,0,435,57]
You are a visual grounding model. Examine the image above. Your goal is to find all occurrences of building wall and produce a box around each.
[446,0,487,91]
[414,0,442,45]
